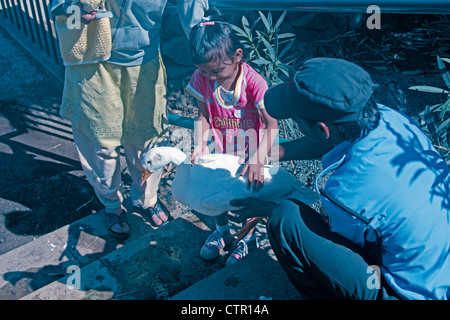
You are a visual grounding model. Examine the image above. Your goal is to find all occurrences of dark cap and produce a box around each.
[264,58,373,123]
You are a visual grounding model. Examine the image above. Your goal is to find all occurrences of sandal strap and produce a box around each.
[105,210,130,239]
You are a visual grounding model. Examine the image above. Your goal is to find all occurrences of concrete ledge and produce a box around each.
[21,218,222,300]
[0,209,154,299]
[172,248,302,300]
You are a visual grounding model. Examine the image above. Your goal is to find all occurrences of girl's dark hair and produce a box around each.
[335,96,380,141]
[189,8,242,65]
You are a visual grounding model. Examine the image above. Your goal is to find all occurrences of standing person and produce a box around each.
[50,0,209,239]
[230,58,450,299]
[186,9,279,265]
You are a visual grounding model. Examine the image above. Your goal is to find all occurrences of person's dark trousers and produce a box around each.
[267,199,399,300]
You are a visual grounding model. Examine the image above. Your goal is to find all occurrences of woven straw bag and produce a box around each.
[55,0,111,65]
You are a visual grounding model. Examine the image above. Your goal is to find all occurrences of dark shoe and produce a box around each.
[105,210,130,240]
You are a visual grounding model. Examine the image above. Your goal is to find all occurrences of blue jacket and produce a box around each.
[50,0,209,66]
[316,105,450,300]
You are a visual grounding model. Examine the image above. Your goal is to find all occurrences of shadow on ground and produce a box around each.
[0,99,103,236]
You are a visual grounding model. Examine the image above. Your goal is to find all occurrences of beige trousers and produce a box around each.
[72,126,164,214]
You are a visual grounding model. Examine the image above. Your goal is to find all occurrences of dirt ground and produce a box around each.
[0,11,448,256]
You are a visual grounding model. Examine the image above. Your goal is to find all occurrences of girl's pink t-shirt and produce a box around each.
[186,62,268,155]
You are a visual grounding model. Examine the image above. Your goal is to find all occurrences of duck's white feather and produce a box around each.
[142,147,318,216]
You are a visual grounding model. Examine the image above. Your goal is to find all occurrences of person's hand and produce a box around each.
[239,159,264,193]
[228,198,276,223]
[81,11,97,24]
[190,145,209,165]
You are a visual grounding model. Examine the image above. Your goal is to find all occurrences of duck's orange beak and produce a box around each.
[140,168,152,186]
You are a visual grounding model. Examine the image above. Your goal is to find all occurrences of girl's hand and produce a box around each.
[240,160,264,193]
[190,145,209,164]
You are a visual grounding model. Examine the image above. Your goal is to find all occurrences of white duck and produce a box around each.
[141,147,318,216]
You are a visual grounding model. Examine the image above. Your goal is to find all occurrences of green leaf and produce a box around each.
[447,126,450,149]
[277,62,295,75]
[439,98,450,119]
[436,117,450,133]
[261,37,276,60]
[231,25,249,39]
[251,17,261,32]
[259,11,271,34]
[428,103,445,113]
[418,103,442,119]
[254,30,266,43]
[242,42,254,50]
[252,57,271,65]
[274,30,279,56]
[268,63,274,75]
[241,15,249,28]
[274,11,287,31]
[409,86,449,94]
[278,32,296,39]
[277,65,290,77]
[437,55,450,90]
[242,16,251,38]
[279,39,294,59]
[424,105,439,143]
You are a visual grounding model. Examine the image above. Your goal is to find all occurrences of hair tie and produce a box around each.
[198,16,216,27]
[200,21,215,27]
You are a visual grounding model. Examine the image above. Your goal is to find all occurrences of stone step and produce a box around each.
[0,207,156,299]
[20,218,225,300]
[171,248,301,300]
[20,217,300,301]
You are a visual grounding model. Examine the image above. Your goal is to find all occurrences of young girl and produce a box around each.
[186,9,279,265]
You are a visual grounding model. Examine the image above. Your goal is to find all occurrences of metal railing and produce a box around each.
[0,0,61,63]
